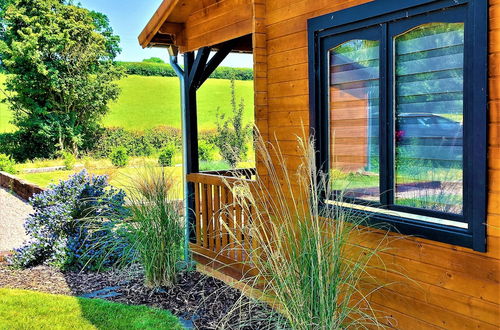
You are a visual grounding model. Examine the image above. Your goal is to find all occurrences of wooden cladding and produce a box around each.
[187,172,257,276]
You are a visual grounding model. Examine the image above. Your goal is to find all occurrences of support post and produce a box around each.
[183,51,199,243]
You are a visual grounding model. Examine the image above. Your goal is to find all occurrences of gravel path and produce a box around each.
[0,187,31,252]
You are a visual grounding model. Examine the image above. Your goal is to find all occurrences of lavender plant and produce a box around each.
[10,170,132,270]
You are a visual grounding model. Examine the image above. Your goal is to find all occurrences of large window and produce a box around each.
[308,0,487,251]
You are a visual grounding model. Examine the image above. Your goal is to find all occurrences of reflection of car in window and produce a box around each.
[396,113,463,162]
[396,113,462,145]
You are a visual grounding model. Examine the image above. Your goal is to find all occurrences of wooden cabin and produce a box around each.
[139,0,499,328]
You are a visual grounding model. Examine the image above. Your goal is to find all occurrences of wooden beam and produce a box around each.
[188,47,211,90]
[197,43,233,88]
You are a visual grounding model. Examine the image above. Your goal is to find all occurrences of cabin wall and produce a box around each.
[255,0,500,328]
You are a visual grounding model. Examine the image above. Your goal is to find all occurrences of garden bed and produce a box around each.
[0,263,273,329]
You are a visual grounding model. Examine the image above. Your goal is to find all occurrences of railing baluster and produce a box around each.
[221,186,229,253]
[214,185,221,253]
[195,182,201,246]
[202,183,209,248]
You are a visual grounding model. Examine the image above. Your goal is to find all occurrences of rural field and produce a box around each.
[0,74,254,132]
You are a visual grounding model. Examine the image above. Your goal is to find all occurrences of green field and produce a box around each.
[0,74,254,132]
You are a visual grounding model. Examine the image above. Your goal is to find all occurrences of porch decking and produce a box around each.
[187,169,258,280]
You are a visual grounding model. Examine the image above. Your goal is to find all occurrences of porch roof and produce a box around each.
[138,0,253,53]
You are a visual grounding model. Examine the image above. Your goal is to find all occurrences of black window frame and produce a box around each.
[308,0,488,252]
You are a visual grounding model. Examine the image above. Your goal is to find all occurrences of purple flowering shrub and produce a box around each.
[10,170,134,270]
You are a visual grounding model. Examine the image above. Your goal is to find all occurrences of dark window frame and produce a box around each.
[308,0,488,252]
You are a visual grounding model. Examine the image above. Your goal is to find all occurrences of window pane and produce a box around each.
[394,23,464,214]
[329,40,380,202]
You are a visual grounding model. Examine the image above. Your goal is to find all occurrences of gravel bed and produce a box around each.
[0,263,278,329]
[0,187,31,252]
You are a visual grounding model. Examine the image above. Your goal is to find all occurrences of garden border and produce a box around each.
[0,171,45,200]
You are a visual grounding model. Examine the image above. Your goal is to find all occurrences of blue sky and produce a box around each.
[79,0,253,68]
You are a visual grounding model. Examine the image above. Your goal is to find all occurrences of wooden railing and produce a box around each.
[187,170,257,278]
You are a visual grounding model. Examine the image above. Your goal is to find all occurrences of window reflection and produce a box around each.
[329,39,380,202]
[394,23,464,214]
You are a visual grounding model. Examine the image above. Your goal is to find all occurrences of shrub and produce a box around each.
[110,147,129,167]
[214,79,252,168]
[158,144,176,167]
[62,152,76,170]
[223,135,392,328]
[0,153,17,174]
[198,140,215,162]
[10,170,131,270]
[126,167,183,287]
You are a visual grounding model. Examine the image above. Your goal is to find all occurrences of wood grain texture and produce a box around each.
[256,0,500,328]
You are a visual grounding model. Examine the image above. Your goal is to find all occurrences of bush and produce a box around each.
[110,147,129,167]
[198,140,215,162]
[0,153,17,174]
[62,152,76,170]
[158,144,176,167]
[224,136,391,328]
[10,170,132,270]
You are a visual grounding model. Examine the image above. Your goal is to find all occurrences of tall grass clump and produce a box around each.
[125,166,183,287]
[223,133,392,329]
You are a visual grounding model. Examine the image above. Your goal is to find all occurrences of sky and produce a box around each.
[79,0,253,68]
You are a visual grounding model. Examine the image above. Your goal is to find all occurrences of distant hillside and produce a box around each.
[0,74,254,132]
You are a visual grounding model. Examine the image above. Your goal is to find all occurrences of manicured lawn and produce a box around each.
[0,288,182,329]
[0,74,254,132]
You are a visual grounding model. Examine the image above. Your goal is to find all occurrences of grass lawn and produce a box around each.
[0,288,182,329]
[0,74,254,132]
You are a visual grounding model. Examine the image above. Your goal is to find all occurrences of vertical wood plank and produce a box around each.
[214,185,221,252]
[236,199,243,262]
[228,190,234,259]
[195,182,201,246]
[202,183,208,248]
[221,186,229,253]
[207,184,214,250]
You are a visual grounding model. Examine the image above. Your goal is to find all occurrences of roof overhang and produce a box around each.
[139,0,253,53]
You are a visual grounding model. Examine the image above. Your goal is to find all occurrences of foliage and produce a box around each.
[10,170,131,270]
[143,57,165,64]
[62,151,76,170]
[158,144,176,167]
[110,147,129,167]
[0,0,124,157]
[214,79,252,168]
[124,167,183,287]
[0,289,183,329]
[91,126,181,159]
[0,152,16,173]
[116,61,253,80]
[223,135,392,329]
[198,140,215,162]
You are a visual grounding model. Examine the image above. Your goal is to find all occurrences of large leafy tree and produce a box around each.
[0,0,124,159]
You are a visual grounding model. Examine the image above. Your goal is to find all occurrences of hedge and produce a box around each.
[116,62,253,80]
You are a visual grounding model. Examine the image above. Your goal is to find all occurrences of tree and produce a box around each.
[143,57,164,64]
[214,78,251,168]
[0,0,124,159]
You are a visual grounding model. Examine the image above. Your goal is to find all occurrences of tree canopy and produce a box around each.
[0,0,124,159]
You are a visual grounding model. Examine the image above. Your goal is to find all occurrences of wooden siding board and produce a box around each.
[255,0,500,328]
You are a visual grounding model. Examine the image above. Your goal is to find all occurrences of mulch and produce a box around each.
[0,262,279,329]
